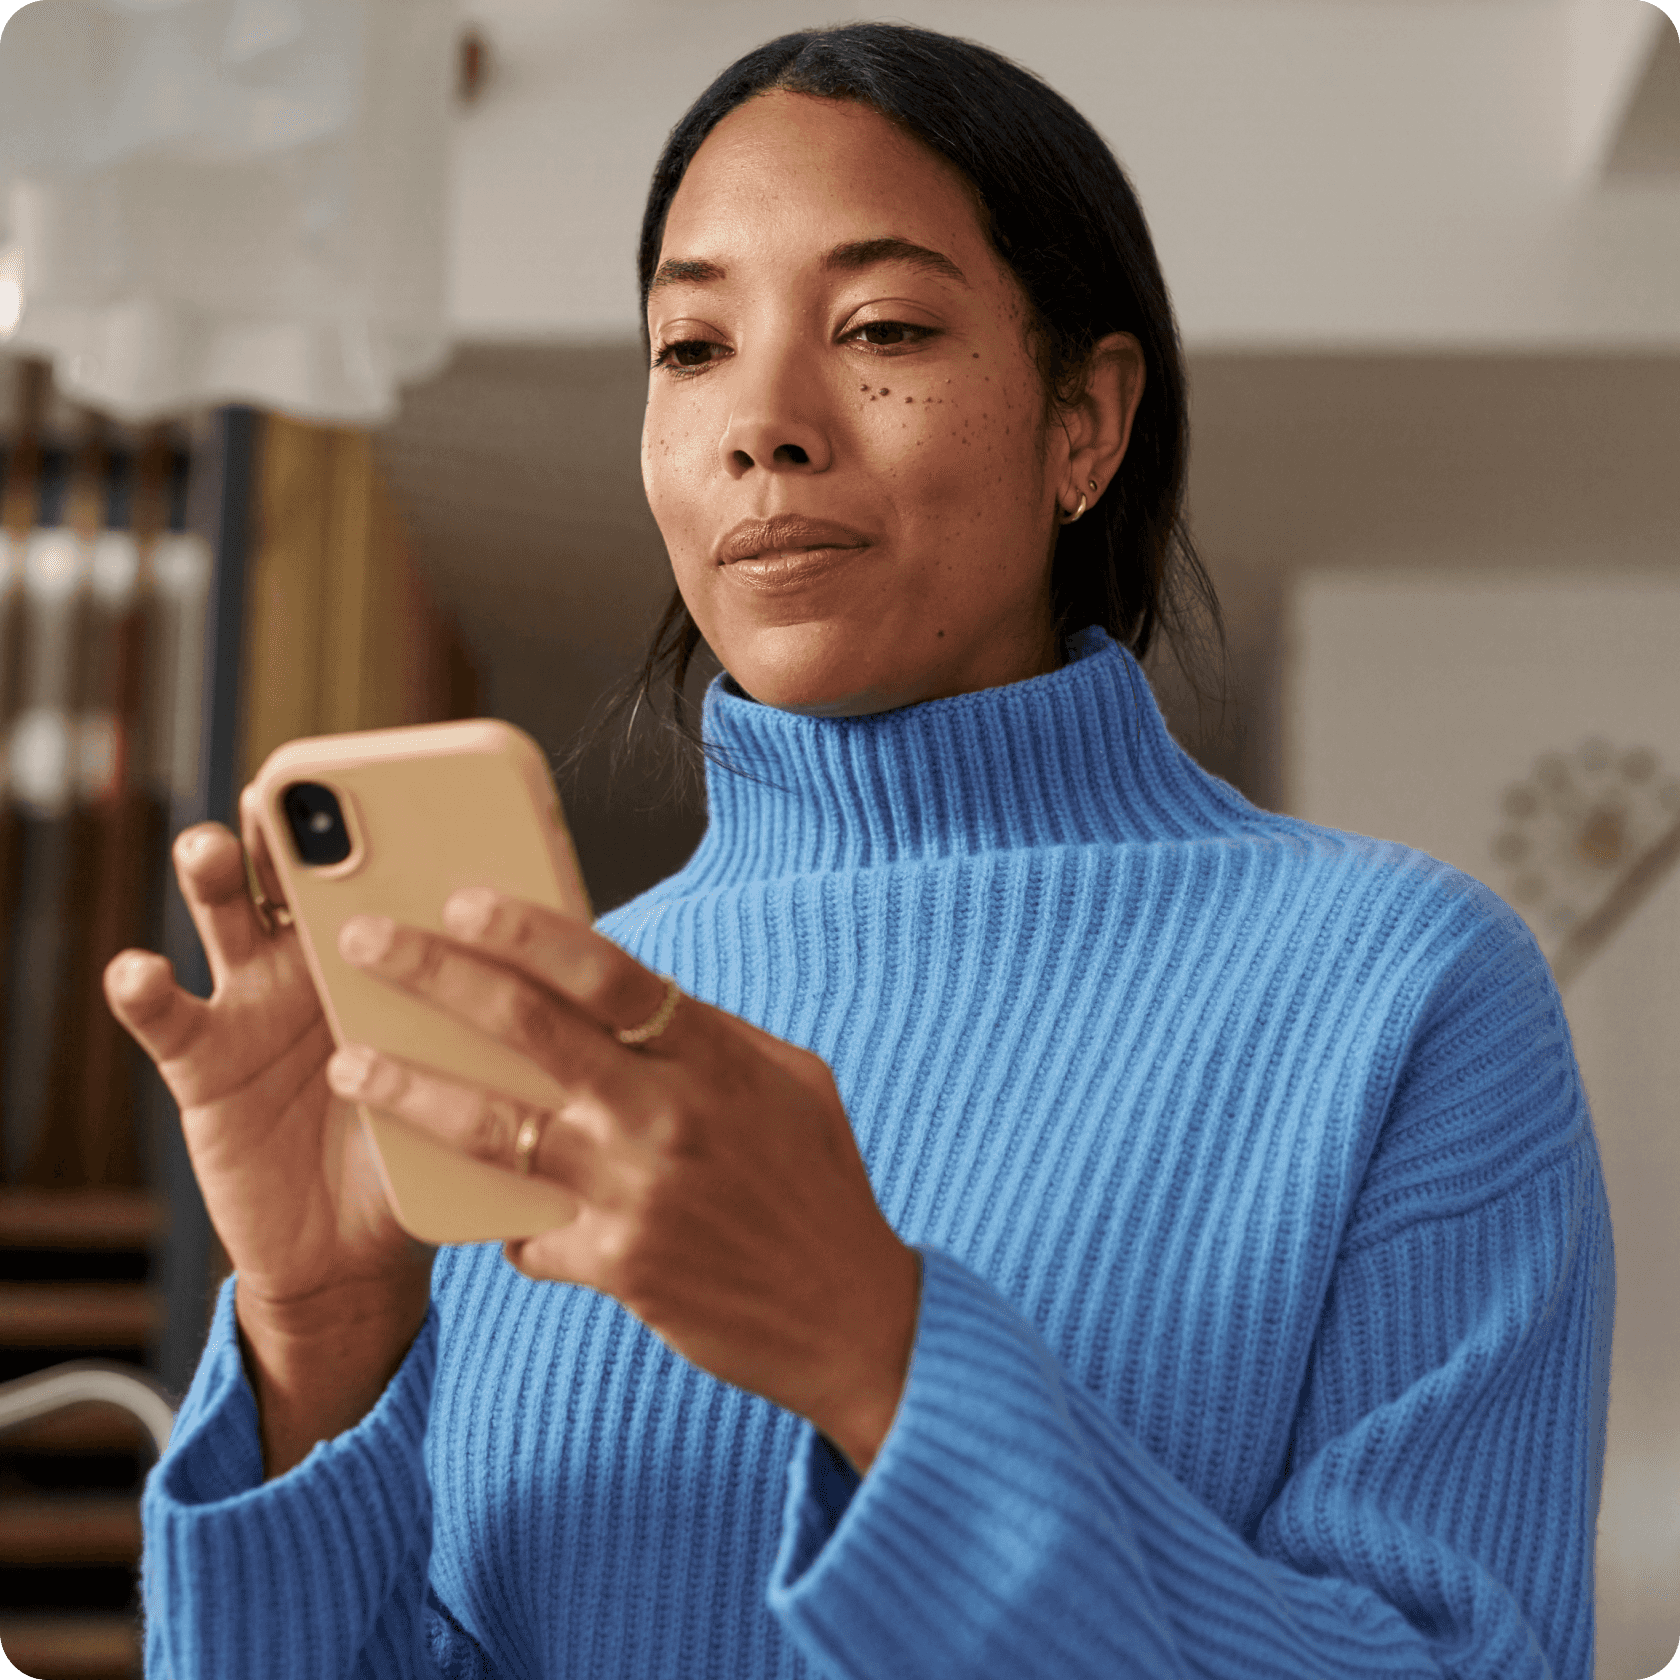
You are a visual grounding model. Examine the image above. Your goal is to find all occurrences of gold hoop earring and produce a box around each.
[1063,493,1087,524]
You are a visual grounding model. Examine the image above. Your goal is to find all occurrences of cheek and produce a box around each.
[641,402,715,564]
[858,366,1046,535]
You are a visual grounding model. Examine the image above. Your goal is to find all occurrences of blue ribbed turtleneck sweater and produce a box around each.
[139,627,1614,1679]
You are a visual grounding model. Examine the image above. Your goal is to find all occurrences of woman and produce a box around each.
[106,23,1613,1680]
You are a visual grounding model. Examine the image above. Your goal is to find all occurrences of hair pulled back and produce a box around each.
[589,21,1226,801]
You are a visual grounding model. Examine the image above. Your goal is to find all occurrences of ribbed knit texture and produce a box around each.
[139,627,1614,1679]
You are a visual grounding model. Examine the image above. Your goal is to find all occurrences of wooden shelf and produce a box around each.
[0,1191,165,1251]
[0,1495,141,1567]
[0,1613,140,1679]
[0,1285,161,1348]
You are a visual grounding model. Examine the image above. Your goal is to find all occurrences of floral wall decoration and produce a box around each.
[1492,738,1680,991]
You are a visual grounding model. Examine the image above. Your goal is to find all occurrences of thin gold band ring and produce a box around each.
[249,886,293,935]
[513,1114,545,1176]
[512,976,680,1175]
[614,975,682,1047]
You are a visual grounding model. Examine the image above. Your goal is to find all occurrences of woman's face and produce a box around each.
[641,91,1102,717]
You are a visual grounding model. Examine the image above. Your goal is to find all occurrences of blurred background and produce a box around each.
[0,1,1675,1675]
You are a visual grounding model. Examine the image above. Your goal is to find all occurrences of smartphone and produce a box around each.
[249,718,591,1245]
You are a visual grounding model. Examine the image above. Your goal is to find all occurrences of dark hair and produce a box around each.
[576,21,1227,805]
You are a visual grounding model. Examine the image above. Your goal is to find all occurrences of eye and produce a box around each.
[846,321,937,350]
[652,338,729,374]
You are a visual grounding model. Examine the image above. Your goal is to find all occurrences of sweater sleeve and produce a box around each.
[140,1275,446,1680]
[766,893,1614,1680]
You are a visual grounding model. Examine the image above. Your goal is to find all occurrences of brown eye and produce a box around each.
[654,339,725,371]
[848,321,935,350]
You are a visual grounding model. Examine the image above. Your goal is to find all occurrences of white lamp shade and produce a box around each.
[0,0,457,423]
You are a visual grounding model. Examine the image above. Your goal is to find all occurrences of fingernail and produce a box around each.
[109,951,156,1000]
[180,828,219,866]
[328,1044,376,1093]
[443,887,497,939]
[338,915,395,963]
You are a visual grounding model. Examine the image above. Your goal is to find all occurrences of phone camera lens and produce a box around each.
[282,783,352,866]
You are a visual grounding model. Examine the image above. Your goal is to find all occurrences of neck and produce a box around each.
[733,619,1067,722]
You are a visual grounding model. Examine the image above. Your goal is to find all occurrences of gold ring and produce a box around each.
[513,1114,545,1176]
[248,885,292,934]
[615,975,682,1047]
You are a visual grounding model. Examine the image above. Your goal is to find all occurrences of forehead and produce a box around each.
[659,90,990,263]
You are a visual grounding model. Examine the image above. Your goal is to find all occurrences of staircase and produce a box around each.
[0,1188,169,1680]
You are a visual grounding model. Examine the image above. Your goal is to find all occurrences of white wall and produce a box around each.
[446,0,1680,349]
[1287,570,1680,1680]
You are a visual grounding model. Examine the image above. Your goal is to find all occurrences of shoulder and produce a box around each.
[1240,822,1590,1242]
[1222,807,1539,966]
[1144,747,1521,953]
[1207,812,1569,1119]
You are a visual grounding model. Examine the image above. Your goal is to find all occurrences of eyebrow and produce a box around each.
[648,236,967,295]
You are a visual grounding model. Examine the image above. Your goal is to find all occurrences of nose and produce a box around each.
[717,347,831,479]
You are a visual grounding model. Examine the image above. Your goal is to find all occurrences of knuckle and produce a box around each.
[575,949,615,1000]
[398,931,450,989]
[499,902,541,953]
[467,1094,514,1158]
[639,1096,688,1153]
[595,1215,650,1291]
[364,1056,410,1107]
[482,975,551,1050]
[597,1220,636,1270]
[555,932,629,1011]
[479,978,521,1039]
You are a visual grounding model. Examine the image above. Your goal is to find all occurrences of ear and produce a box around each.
[1053,332,1146,512]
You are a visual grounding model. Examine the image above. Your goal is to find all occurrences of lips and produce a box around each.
[716,516,871,565]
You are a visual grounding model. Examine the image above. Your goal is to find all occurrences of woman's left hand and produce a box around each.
[325,887,920,1474]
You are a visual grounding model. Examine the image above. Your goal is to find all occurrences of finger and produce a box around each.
[503,1221,601,1290]
[338,915,633,1095]
[103,947,212,1068]
[173,822,271,984]
[439,889,688,1052]
[325,1043,603,1194]
[239,783,290,917]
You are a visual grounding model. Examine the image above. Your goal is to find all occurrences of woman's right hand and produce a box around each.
[103,789,435,1473]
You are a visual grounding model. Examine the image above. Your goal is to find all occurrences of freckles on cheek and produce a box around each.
[897,386,995,545]
[642,421,713,579]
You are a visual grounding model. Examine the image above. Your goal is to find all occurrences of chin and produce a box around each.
[733,665,917,718]
[730,656,923,719]
[718,621,927,718]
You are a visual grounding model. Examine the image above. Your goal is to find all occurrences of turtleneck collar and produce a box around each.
[679,626,1250,884]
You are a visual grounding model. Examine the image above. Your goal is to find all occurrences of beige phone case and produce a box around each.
[250,719,592,1245]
